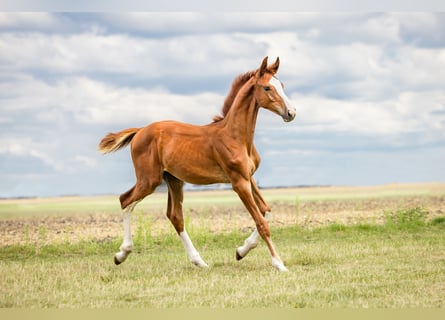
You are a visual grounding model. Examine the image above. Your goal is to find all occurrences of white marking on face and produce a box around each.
[269,76,293,109]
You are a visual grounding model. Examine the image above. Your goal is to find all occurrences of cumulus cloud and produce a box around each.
[291,90,445,136]
[0,29,262,78]
[1,74,223,126]
[0,137,65,172]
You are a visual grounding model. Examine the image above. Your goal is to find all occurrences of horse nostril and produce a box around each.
[283,108,296,122]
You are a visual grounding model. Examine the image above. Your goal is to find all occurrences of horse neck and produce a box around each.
[222,80,259,150]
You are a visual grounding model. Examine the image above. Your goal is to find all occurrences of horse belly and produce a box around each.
[165,158,230,185]
[162,143,230,185]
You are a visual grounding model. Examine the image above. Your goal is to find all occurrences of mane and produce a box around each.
[213,70,255,122]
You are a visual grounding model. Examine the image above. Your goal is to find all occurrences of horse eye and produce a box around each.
[263,86,271,91]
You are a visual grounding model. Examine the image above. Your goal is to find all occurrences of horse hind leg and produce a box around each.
[163,172,208,268]
[114,196,138,265]
[114,176,162,265]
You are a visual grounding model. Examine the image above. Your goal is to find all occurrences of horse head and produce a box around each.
[254,56,296,122]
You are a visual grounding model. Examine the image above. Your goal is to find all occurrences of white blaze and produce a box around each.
[269,76,293,109]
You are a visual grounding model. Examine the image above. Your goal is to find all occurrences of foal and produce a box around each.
[98,56,296,271]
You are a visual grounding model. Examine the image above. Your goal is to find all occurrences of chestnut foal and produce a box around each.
[98,57,296,271]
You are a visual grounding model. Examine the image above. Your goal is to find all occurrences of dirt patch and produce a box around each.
[0,213,122,246]
[1,193,444,246]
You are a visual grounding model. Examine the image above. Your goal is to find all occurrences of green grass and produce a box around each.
[1,185,444,307]
[1,212,444,308]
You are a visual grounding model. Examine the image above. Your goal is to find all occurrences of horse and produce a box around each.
[98,56,296,271]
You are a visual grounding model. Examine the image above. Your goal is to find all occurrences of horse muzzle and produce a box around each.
[282,107,296,122]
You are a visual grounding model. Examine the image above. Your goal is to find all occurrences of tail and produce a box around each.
[98,128,141,154]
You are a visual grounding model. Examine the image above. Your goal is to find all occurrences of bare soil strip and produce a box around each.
[1,184,444,246]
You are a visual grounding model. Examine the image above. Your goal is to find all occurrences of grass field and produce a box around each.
[1,183,444,307]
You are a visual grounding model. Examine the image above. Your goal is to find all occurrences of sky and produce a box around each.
[0,12,444,197]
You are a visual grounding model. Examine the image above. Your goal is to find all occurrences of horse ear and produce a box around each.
[269,57,280,74]
[258,56,269,77]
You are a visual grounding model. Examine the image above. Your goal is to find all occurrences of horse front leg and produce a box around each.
[236,179,272,261]
[232,178,287,272]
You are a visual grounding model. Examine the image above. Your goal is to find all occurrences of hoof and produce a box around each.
[236,250,244,261]
[191,256,209,268]
[193,261,209,268]
[272,257,288,272]
[114,249,131,265]
[276,265,289,272]
[114,255,122,265]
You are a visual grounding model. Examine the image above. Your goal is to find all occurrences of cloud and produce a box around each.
[2,12,443,95]
[1,74,223,126]
[0,137,65,172]
[293,90,445,136]
[244,31,445,101]
[95,12,323,36]
[396,12,445,48]
[0,28,262,79]
[76,80,224,126]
